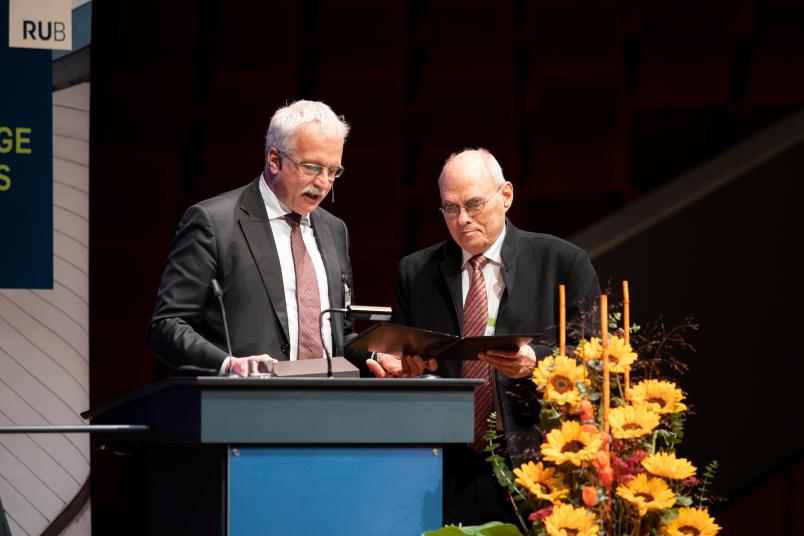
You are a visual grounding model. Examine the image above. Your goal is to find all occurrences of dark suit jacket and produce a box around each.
[392,220,600,463]
[147,178,360,371]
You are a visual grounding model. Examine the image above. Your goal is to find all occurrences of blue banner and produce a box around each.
[0,0,53,288]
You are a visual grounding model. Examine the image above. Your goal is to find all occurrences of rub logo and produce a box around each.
[22,20,67,43]
[9,0,72,51]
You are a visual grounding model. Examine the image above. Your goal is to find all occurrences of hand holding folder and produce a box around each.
[346,322,537,361]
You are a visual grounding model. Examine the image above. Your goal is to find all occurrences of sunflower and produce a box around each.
[642,452,697,480]
[532,354,588,406]
[513,461,569,504]
[662,507,722,535]
[574,337,602,362]
[616,473,676,516]
[543,503,600,536]
[628,379,688,414]
[574,335,637,373]
[541,420,603,466]
[608,405,660,439]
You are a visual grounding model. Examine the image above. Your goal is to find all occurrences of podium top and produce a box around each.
[82,376,484,445]
[82,376,483,419]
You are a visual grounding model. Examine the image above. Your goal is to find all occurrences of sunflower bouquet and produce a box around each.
[484,282,721,536]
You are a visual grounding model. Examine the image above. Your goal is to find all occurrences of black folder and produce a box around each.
[346,322,537,361]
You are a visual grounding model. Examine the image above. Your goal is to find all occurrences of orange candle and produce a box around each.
[623,281,630,395]
[622,281,630,346]
[559,284,566,356]
[601,294,610,435]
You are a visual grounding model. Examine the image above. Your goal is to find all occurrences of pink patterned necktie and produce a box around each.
[286,213,324,360]
[462,254,492,451]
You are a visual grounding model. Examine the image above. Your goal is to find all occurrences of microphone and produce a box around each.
[211,279,234,363]
[319,305,393,378]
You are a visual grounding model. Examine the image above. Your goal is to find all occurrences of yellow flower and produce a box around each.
[513,461,568,504]
[606,336,638,372]
[628,379,688,414]
[642,452,696,480]
[616,473,676,516]
[541,420,602,466]
[609,405,660,439]
[532,355,588,406]
[574,337,602,362]
[662,507,722,535]
[544,503,600,536]
[574,336,637,373]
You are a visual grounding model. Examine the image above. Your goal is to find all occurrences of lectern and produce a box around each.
[83,376,482,535]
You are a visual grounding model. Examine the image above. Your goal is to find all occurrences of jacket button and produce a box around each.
[280,343,289,355]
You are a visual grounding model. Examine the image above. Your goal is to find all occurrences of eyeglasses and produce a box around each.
[277,150,345,179]
[439,183,504,217]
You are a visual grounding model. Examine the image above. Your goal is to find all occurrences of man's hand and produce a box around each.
[366,353,438,378]
[479,344,536,378]
[227,354,278,377]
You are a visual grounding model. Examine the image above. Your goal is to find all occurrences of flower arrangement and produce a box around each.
[426,282,721,536]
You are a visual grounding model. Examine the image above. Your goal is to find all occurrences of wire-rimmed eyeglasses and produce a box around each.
[439,183,504,217]
[277,150,344,179]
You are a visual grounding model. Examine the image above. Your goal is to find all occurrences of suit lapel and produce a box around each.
[311,211,342,344]
[237,179,290,343]
[498,220,519,329]
[439,241,464,335]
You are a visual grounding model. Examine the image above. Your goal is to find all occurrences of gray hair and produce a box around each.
[438,148,506,187]
[265,100,350,153]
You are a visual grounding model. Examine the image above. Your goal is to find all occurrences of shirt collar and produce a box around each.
[461,224,507,267]
[259,174,311,226]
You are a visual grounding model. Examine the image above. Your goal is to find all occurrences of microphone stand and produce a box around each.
[212,279,242,375]
[319,305,392,378]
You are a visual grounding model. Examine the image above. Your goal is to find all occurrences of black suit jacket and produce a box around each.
[148,178,359,370]
[392,220,600,463]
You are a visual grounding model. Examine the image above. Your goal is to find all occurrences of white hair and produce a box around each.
[438,148,505,187]
[265,100,350,153]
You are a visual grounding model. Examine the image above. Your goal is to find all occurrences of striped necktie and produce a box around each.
[286,212,324,360]
[462,254,493,451]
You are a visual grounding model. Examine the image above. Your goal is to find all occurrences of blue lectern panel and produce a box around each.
[229,447,442,535]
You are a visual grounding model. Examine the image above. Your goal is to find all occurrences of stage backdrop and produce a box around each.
[1,1,90,535]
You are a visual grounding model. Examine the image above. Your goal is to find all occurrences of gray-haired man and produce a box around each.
[148,100,362,376]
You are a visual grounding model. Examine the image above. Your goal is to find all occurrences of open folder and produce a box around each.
[345,322,537,361]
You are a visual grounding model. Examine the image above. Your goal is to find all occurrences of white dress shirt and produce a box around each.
[460,225,507,336]
[259,174,332,360]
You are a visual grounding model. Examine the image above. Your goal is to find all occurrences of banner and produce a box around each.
[0,0,55,288]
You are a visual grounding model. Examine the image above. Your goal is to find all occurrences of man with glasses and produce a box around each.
[367,148,600,525]
[148,100,361,376]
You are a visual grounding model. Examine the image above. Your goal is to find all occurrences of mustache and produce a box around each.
[302,185,326,197]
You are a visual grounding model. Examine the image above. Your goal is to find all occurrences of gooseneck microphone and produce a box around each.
[211,279,234,361]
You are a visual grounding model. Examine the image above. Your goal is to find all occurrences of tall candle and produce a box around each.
[623,281,630,395]
[601,294,610,435]
[559,284,566,356]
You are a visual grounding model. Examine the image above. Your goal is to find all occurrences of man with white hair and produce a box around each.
[367,148,600,525]
[149,100,361,376]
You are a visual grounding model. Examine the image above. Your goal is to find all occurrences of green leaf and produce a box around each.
[422,522,524,536]
[675,495,693,506]
[660,509,680,524]
[696,460,719,507]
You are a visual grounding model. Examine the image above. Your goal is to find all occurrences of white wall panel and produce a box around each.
[0,82,90,536]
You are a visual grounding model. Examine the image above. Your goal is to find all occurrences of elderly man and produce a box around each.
[368,148,599,525]
[148,100,361,376]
